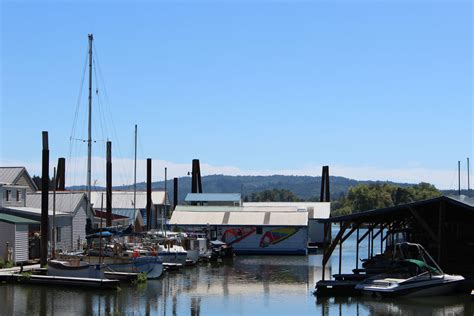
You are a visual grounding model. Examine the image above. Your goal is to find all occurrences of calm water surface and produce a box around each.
[1,228,473,315]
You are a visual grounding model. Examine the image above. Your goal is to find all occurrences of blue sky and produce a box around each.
[1,0,472,188]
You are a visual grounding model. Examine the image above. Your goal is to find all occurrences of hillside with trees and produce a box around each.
[331,182,442,216]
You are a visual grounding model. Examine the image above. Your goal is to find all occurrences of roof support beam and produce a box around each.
[322,221,351,266]
[408,206,439,243]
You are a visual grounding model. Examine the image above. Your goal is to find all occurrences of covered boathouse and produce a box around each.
[169,193,330,255]
[318,195,474,279]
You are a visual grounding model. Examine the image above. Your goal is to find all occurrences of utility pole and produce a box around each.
[458,160,461,196]
[468,157,470,193]
[86,33,93,204]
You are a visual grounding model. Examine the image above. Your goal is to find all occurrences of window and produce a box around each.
[5,190,11,201]
[56,227,61,242]
[256,227,263,235]
[16,190,21,201]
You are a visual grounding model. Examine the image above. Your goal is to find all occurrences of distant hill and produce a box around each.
[70,175,415,202]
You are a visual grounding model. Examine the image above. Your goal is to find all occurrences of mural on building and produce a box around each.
[221,227,256,245]
[259,228,299,248]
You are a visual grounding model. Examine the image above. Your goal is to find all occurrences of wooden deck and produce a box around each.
[0,274,119,289]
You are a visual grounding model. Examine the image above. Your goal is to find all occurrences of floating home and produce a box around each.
[0,213,39,263]
[170,193,330,255]
[1,191,91,252]
[318,195,474,280]
[90,191,168,230]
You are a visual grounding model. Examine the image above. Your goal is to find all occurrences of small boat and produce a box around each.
[102,256,163,279]
[158,243,187,266]
[355,243,465,297]
[47,259,105,279]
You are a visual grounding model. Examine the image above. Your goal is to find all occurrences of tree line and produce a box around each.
[244,182,441,216]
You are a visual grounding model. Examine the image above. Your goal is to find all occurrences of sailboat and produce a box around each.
[52,34,163,279]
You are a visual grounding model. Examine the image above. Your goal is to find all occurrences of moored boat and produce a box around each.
[355,243,465,297]
[47,259,105,279]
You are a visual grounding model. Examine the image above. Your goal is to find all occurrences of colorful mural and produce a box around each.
[221,227,256,245]
[259,228,299,248]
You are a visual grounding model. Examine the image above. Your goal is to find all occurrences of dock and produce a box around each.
[104,271,139,282]
[314,280,360,297]
[0,274,119,289]
[163,263,183,271]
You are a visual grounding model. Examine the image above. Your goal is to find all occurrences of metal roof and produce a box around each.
[170,210,307,226]
[185,193,241,202]
[0,213,39,224]
[243,202,330,219]
[25,192,85,215]
[0,167,25,184]
[90,191,167,209]
[319,195,474,223]
[0,167,38,191]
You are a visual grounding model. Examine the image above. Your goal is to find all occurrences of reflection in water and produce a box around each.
[1,229,473,315]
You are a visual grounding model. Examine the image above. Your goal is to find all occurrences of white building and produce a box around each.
[170,194,330,255]
[0,167,38,193]
[1,191,91,252]
[0,213,39,263]
[90,191,167,230]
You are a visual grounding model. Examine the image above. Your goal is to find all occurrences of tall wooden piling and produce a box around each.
[146,158,152,230]
[56,157,66,191]
[106,141,112,227]
[173,177,178,210]
[40,131,49,267]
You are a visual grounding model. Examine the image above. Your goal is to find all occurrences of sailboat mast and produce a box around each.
[87,34,93,203]
[134,124,137,214]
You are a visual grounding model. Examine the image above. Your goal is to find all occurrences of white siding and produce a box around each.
[72,204,87,251]
[15,174,36,192]
[0,221,15,261]
[14,225,29,262]
[56,225,72,252]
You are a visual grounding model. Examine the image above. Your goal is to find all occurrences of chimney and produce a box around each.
[320,166,330,202]
[146,158,152,230]
[106,141,112,227]
[56,157,66,191]
[40,131,49,267]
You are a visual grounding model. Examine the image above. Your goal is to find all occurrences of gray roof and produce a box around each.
[90,191,167,209]
[25,192,86,215]
[0,167,38,191]
[185,193,241,202]
[0,213,39,225]
[0,167,26,185]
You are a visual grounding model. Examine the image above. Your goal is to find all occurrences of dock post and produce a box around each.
[40,131,49,267]
[338,222,342,275]
[146,158,152,231]
[380,223,383,254]
[355,227,359,270]
[367,225,371,259]
[106,141,112,227]
[173,177,178,210]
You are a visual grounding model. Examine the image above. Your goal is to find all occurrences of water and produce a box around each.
[1,228,473,315]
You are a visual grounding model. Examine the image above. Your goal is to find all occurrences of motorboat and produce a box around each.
[356,243,465,297]
[157,243,187,266]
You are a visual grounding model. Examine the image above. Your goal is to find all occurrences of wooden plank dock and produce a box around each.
[1,274,119,289]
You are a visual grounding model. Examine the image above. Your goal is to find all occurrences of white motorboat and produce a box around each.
[356,243,465,297]
[158,244,187,266]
